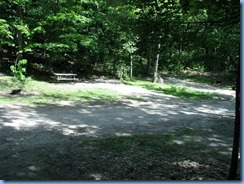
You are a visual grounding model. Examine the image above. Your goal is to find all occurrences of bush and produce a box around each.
[10,59,28,83]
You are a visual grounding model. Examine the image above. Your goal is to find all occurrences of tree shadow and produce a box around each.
[0,95,237,180]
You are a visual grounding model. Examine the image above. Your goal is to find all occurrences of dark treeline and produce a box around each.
[0,0,240,81]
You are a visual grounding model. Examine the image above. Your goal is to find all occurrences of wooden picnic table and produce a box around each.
[53,73,78,83]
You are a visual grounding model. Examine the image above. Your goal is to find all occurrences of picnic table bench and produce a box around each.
[53,73,78,83]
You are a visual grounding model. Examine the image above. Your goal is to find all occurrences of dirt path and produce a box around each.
[0,79,236,180]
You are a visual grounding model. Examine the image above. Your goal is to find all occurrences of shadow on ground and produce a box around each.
[0,95,238,180]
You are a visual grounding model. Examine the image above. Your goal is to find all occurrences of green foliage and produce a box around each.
[10,59,28,83]
[13,23,30,38]
[0,0,239,79]
[122,39,138,54]
[0,19,13,45]
[158,85,218,99]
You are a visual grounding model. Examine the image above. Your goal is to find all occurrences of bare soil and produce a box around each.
[0,78,239,180]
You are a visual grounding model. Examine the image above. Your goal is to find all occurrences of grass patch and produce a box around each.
[81,128,197,153]
[0,76,22,90]
[172,127,195,136]
[81,127,208,154]
[41,88,120,101]
[0,76,219,104]
[158,85,218,99]
[124,79,219,99]
[81,134,170,153]
[178,74,214,85]
[0,76,122,104]
[78,126,234,179]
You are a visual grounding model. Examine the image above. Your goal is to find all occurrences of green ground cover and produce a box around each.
[124,79,219,99]
[0,76,121,104]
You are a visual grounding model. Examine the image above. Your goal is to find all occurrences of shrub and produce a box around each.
[10,59,28,83]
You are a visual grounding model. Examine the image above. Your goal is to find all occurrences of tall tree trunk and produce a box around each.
[153,36,161,83]
[147,57,151,76]
[113,58,116,77]
[130,53,133,80]
[16,4,23,65]
[147,45,152,76]
[228,59,240,180]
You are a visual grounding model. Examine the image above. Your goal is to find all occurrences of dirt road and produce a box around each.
[0,79,236,180]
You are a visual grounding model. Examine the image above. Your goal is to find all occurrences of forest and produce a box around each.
[0,0,240,181]
[0,0,240,82]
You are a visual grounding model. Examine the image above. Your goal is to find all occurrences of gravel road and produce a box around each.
[0,78,236,180]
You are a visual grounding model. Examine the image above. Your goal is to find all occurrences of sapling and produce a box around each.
[10,59,28,94]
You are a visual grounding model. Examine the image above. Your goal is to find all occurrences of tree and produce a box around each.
[123,39,138,80]
[153,35,161,83]
[0,0,239,82]
[228,57,240,180]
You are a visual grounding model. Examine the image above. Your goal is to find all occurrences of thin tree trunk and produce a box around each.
[130,53,133,80]
[147,44,152,76]
[147,57,151,76]
[228,59,240,180]
[16,4,23,65]
[113,58,116,76]
[153,36,161,83]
